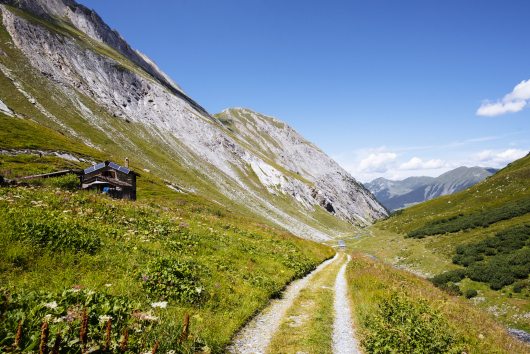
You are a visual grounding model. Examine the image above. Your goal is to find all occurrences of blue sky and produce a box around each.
[82,0,530,182]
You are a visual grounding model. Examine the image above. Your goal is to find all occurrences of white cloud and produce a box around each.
[470,148,527,167]
[358,152,397,173]
[399,157,446,170]
[477,79,530,117]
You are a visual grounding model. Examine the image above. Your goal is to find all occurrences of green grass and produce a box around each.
[0,186,335,353]
[350,153,530,332]
[267,254,344,354]
[346,251,529,353]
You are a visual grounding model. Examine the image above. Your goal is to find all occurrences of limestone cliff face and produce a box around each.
[0,0,388,240]
[215,108,387,224]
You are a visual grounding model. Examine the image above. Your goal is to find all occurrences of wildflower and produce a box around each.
[43,314,53,321]
[87,291,95,296]
[99,315,113,322]
[196,287,202,294]
[105,284,112,287]
[163,207,168,211]
[181,313,190,341]
[62,197,69,202]
[151,301,168,309]
[142,275,150,282]
[215,283,220,289]
[167,351,176,354]
[44,301,58,309]
[155,210,160,214]
[71,285,85,290]
[14,321,22,347]
[55,192,61,196]
[151,340,159,354]
[120,329,128,353]
[53,317,64,323]
[169,219,176,222]
[143,314,158,321]
[106,204,113,207]
[179,222,190,227]
[51,332,62,354]
[40,322,49,354]
[80,309,88,354]
[104,320,112,352]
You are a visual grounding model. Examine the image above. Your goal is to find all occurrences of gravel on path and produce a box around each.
[332,254,361,354]
[227,254,339,354]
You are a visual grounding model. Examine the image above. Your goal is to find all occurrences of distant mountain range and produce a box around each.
[364,166,498,211]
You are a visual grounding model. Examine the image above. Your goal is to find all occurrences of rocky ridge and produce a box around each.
[0,0,387,239]
[365,166,497,212]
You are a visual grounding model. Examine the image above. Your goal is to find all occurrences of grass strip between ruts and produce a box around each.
[266,253,346,354]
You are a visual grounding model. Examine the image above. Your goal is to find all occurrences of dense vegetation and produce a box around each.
[430,225,530,291]
[0,186,334,353]
[406,198,530,239]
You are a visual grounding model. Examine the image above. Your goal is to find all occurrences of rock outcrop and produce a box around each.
[0,0,388,240]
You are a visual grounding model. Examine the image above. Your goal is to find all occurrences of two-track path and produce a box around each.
[228,252,361,354]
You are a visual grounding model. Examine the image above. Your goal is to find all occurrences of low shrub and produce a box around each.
[360,291,462,353]
[464,289,478,299]
[406,198,530,238]
[513,282,524,293]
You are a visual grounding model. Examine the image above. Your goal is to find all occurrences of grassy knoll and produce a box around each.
[0,186,334,353]
[346,252,528,353]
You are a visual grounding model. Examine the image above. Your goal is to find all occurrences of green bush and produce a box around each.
[464,289,478,299]
[513,282,524,293]
[360,291,462,353]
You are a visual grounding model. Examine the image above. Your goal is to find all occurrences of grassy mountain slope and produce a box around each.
[0,185,334,353]
[347,152,530,332]
[0,4,371,239]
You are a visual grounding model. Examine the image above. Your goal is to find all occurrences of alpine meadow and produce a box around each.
[1,0,529,353]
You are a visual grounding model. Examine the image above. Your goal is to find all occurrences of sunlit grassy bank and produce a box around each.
[346,251,528,353]
[0,186,334,353]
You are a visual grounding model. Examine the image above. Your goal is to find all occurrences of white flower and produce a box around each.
[151,301,168,309]
[196,287,202,294]
[99,315,113,322]
[43,314,53,321]
[53,317,65,323]
[143,314,158,321]
[71,289,81,293]
[87,291,95,296]
[44,301,58,309]
[105,284,112,287]
[167,351,176,354]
